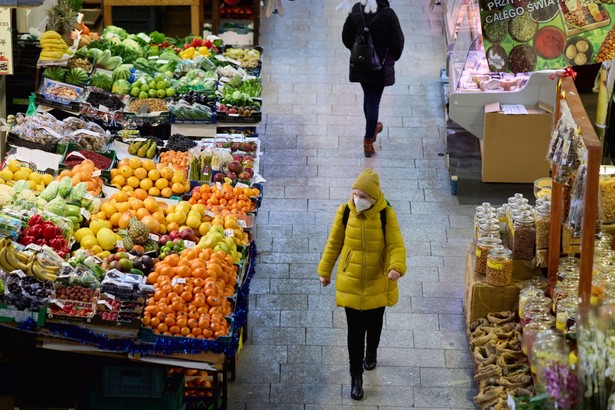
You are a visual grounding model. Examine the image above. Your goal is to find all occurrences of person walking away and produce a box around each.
[341,0,404,158]
[317,168,407,400]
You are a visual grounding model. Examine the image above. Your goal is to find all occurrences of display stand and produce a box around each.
[103,0,205,36]
[211,0,260,45]
[547,76,601,311]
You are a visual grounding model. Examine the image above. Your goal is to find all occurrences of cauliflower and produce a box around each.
[0,185,15,207]
[17,189,36,202]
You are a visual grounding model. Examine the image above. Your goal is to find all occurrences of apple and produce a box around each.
[158,234,171,245]
[212,172,225,183]
[243,168,254,178]
[238,171,251,181]
[228,161,243,173]
[169,230,181,240]
[226,171,237,180]
[180,228,197,241]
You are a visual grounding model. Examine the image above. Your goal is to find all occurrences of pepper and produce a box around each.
[28,214,43,227]
[42,222,58,241]
[29,224,43,239]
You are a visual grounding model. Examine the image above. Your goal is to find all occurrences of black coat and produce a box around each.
[342,1,405,86]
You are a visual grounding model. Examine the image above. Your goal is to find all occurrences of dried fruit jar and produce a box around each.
[599,169,615,224]
[512,211,536,260]
[519,287,547,318]
[530,330,569,385]
[535,203,551,250]
[475,236,502,275]
[486,246,513,286]
[555,297,577,334]
[522,314,555,355]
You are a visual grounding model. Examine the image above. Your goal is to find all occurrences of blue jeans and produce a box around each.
[360,83,385,140]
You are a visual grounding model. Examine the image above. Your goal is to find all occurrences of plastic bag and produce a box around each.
[566,164,587,236]
[26,93,37,117]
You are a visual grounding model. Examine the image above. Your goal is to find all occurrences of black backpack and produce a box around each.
[349,7,386,71]
[341,203,389,240]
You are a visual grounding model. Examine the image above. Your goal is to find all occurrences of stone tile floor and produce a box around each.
[228,0,478,408]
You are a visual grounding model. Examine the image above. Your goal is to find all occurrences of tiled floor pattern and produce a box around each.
[227,1,478,408]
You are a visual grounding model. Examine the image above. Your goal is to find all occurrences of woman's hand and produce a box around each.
[320,276,331,287]
[388,270,401,281]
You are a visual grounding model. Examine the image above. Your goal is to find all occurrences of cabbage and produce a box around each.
[44,197,67,216]
[86,197,102,214]
[58,176,73,198]
[36,197,48,209]
[102,25,128,41]
[68,182,87,203]
[40,181,59,201]
[12,180,29,194]
[112,79,131,95]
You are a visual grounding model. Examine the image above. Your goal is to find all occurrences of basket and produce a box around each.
[102,365,166,398]
[91,372,184,410]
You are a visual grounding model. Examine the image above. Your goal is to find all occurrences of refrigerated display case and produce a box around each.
[442,0,558,139]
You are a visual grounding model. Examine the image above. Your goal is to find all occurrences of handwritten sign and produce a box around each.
[0,8,13,75]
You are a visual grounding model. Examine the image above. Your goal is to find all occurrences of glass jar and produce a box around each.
[496,206,508,238]
[522,314,555,355]
[530,329,569,386]
[486,246,513,287]
[535,203,551,250]
[508,193,525,209]
[521,298,551,327]
[474,211,497,243]
[478,221,500,241]
[553,278,579,310]
[519,288,546,318]
[603,282,615,304]
[557,263,580,285]
[555,298,578,334]
[599,171,615,224]
[475,236,502,275]
[525,275,548,292]
[559,254,580,270]
[591,271,615,305]
[512,211,536,260]
[596,231,613,250]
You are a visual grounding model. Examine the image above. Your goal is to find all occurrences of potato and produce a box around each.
[576,40,590,53]
[566,45,578,59]
[574,52,588,65]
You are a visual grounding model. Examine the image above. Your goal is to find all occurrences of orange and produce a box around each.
[155,178,169,190]
[134,167,148,180]
[147,272,159,284]
[148,168,161,181]
[183,181,191,193]
[101,202,118,218]
[148,187,161,197]
[166,254,180,267]
[126,176,140,188]
[140,178,153,191]
[142,159,156,171]
[110,175,126,188]
[110,168,120,179]
[116,201,131,213]
[129,198,144,211]
[121,185,134,193]
[118,158,130,168]
[171,171,186,184]
[129,157,142,169]
[119,165,133,179]
[172,182,184,195]
[118,212,133,229]
[111,191,129,202]
[160,167,173,180]
[136,208,151,220]
[144,197,159,213]
[161,187,173,198]
[142,215,161,233]
[133,188,148,201]
[109,212,121,227]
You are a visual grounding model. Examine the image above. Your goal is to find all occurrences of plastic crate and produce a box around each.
[102,365,166,398]
[59,142,117,176]
[7,132,59,154]
[92,372,184,410]
[216,111,261,123]
[138,317,234,345]
[0,304,46,327]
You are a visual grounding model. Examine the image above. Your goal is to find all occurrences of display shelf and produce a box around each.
[547,75,601,311]
[211,0,260,45]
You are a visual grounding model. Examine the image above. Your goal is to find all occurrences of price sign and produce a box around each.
[0,8,13,75]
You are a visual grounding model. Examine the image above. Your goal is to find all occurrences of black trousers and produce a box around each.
[345,306,386,375]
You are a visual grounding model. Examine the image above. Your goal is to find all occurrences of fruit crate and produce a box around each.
[216,110,261,124]
[46,297,97,323]
[91,372,184,410]
[101,365,166,398]
[138,317,234,346]
[35,78,85,112]
[7,132,59,154]
[58,142,117,178]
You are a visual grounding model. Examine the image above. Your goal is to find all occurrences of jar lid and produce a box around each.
[536,203,551,214]
[515,210,535,223]
[478,236,502,246]
[488,245,512,257]
[525,275,548,290]
[521,288,546,298]
[526,314,555,330]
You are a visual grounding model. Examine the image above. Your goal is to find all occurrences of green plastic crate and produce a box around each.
[102,365,165,398]
[91,372,185,410]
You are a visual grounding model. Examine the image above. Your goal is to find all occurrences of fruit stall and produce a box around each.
[0,13,265,409]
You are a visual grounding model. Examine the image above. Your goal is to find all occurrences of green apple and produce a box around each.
[131,87,140,97]
[138,91,148,99]
[165,87,175,97]
[148,89,158,98]
[148,80,157,89]
[140,84,150,93]
[156,89,166,98]
[154,73,164,82]
[156,81,166,90]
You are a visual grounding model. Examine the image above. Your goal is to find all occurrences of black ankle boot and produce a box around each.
[363,352,377,371]
[351,374,363,400]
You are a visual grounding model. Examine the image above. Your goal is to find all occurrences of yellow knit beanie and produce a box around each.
[352,168,380,200]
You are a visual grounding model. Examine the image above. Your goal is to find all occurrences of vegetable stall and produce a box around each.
[0,16,265,409]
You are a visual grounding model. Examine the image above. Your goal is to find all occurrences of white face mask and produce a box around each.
[354,196,373,212]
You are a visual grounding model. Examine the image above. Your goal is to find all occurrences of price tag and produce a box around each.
[51,299,65,309]
[103,292,115,300]
[215,182,223,190]
[204,210,216,218]
[225,57,241,66]
[184,240,196,249]
[137,33,151,43]
[149,233,160,241]
[25,244,42,252]
[13,242,25,252]
[156,59,169,64]
[507,394,516,410]
[224,229,234,237]
[66,151,88,161]
[237,219,247,228]
[100,300,113,310]
[148,56,159,60]
[92,170,101,177]
[172,277,186,285]
[116,240,123,249]
[475,249,481,257]
[81,208,91,220]
[98,105,110,113]
[214,55,227,62]
[235,182,249,189]
[42,126,63,140]
[12,269,26,278]
[72,129,100,137]
[107,269,123,277]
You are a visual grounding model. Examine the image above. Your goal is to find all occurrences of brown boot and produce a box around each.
[373,122,383,143]
[364,139,375,157]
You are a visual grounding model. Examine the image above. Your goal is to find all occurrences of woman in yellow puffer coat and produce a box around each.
[317,168,406,401]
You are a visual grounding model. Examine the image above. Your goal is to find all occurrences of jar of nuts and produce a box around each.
[478,221,500,241]
[535,203,551,250]
[512,211,536,260]
[599,168,615,224]
[486,245,513,286]
[475,236,502,275]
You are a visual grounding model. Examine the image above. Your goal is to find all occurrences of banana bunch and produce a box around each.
[39,31,69,61]
[0,239,59,281]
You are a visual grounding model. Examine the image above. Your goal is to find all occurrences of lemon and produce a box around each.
[28,172,42,184]
[13,170,28,181]
[8,160,20,173]
[80,235,99,250]
[27,180,36,190]
[96,227,118,251]
[22,167,32,176]
[90,245,104,255]
[0,168,13,181]
[75,227,95,243]
[35,184,45,192]
[41,173,54,186]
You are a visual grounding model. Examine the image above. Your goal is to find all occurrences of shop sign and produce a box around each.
[0,7,12,75]
[480,0,615,73]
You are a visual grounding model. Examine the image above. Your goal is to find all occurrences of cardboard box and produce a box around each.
[482,102,552,183]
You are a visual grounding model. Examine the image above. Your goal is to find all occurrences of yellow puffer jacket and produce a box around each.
[317,192,407,310]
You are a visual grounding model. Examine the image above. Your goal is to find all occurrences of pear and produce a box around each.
[137,140,151,158]
[146,141,157,159]
[128,140,142,155]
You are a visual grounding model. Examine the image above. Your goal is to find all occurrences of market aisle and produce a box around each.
[228,1,478,408]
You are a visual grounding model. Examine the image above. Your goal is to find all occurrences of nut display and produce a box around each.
[486,246,513,286]
[475,236,502,275]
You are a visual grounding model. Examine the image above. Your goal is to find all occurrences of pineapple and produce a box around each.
[121,234,134,252]
[46,0,78,45]
[144,239,159,253]
[128,217,150,245]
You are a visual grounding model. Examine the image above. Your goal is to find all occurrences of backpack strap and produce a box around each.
[341,202,388,239]
[342,204,351,227]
